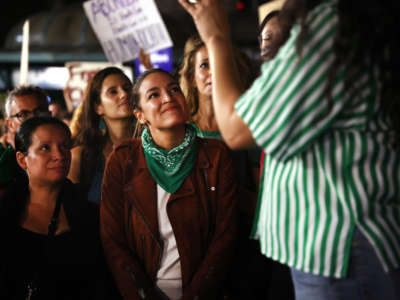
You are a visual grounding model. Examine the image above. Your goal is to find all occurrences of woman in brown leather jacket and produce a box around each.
[101,68,238,300]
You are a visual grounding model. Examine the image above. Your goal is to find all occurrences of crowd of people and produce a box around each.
[1,0,399,299]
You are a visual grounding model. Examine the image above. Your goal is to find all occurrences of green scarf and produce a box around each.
[141,125,197,194]
[191,123,223,140]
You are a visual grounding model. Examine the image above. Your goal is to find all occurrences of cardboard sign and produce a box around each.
[83,0,173,64]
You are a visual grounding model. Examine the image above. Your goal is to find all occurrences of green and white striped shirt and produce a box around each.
[235,0,400,278]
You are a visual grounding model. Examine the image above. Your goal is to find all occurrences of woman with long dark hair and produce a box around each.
[68,67,135,204]
[179,0,400,299]
[101,68,237,300]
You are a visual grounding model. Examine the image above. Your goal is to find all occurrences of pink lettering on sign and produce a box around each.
[63,63,102,111]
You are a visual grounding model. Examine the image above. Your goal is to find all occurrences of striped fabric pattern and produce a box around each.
[235,0,400,278]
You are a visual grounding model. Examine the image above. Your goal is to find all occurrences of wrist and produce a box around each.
[204,35,231,48]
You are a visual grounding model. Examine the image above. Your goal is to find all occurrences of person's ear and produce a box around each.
[134,109,147,125]
[16,151,27,170]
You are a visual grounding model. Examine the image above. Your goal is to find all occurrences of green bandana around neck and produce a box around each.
[141,125,198,194]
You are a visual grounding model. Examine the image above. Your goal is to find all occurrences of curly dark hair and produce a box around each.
[74,67,134,186]
[279,0,400,137]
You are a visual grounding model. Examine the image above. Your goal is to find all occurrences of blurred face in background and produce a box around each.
[259,15,284,62]
[6,95,49,148]
[49,103,61,118]
[95,73,133,121]
[193,46,212,98]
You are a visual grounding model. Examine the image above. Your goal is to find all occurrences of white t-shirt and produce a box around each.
[156,185,182,300]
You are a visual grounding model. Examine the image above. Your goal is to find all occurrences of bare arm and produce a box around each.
[68,146,83,183]
[138,48,153,70]
[178,0,256,149]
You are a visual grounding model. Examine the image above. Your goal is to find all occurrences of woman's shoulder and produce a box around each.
[70,145,88,163]
[68,145,84,183]
[197,138,233,163]
[197,137,230,152]
[71,144,84,154]
[70,145,84,165]
[113,137,142,155]
[62,180,87,206]
[105,138,145,172]
[0,176,29,228]
[61,180,99,226]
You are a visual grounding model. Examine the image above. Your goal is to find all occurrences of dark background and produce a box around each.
[0,0,269,107]
[0,0,268,53]
[0,0,79,46]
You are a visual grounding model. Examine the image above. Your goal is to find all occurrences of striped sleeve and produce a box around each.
[235,3,344,161]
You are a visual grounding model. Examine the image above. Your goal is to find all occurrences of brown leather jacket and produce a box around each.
[101,138,238,300]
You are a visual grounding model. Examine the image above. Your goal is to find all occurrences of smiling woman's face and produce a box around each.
[17,124,71,186]
[193,46,212,98]
[134,71,189,132]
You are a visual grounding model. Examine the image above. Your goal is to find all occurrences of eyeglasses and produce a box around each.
[10,106,50,122]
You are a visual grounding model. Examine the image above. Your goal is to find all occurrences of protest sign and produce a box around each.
[83,0,173,64]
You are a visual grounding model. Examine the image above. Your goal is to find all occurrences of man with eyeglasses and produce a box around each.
[0,85,50,194]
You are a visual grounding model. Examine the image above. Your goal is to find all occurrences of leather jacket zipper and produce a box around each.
[128,201,164,273]
[127,265,136,282]
[140,235,146,258]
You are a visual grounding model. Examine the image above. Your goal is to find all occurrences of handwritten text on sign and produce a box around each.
[83,0,173,63]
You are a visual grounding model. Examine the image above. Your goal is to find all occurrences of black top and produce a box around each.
[0,178,121,300]
[6,228,93,299]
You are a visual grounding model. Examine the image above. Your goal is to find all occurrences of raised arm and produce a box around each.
[179,1,350,162]
[178,0,255,149]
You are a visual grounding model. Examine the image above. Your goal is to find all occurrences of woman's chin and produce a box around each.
[199,89,212,98]
[159,118,187,130]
